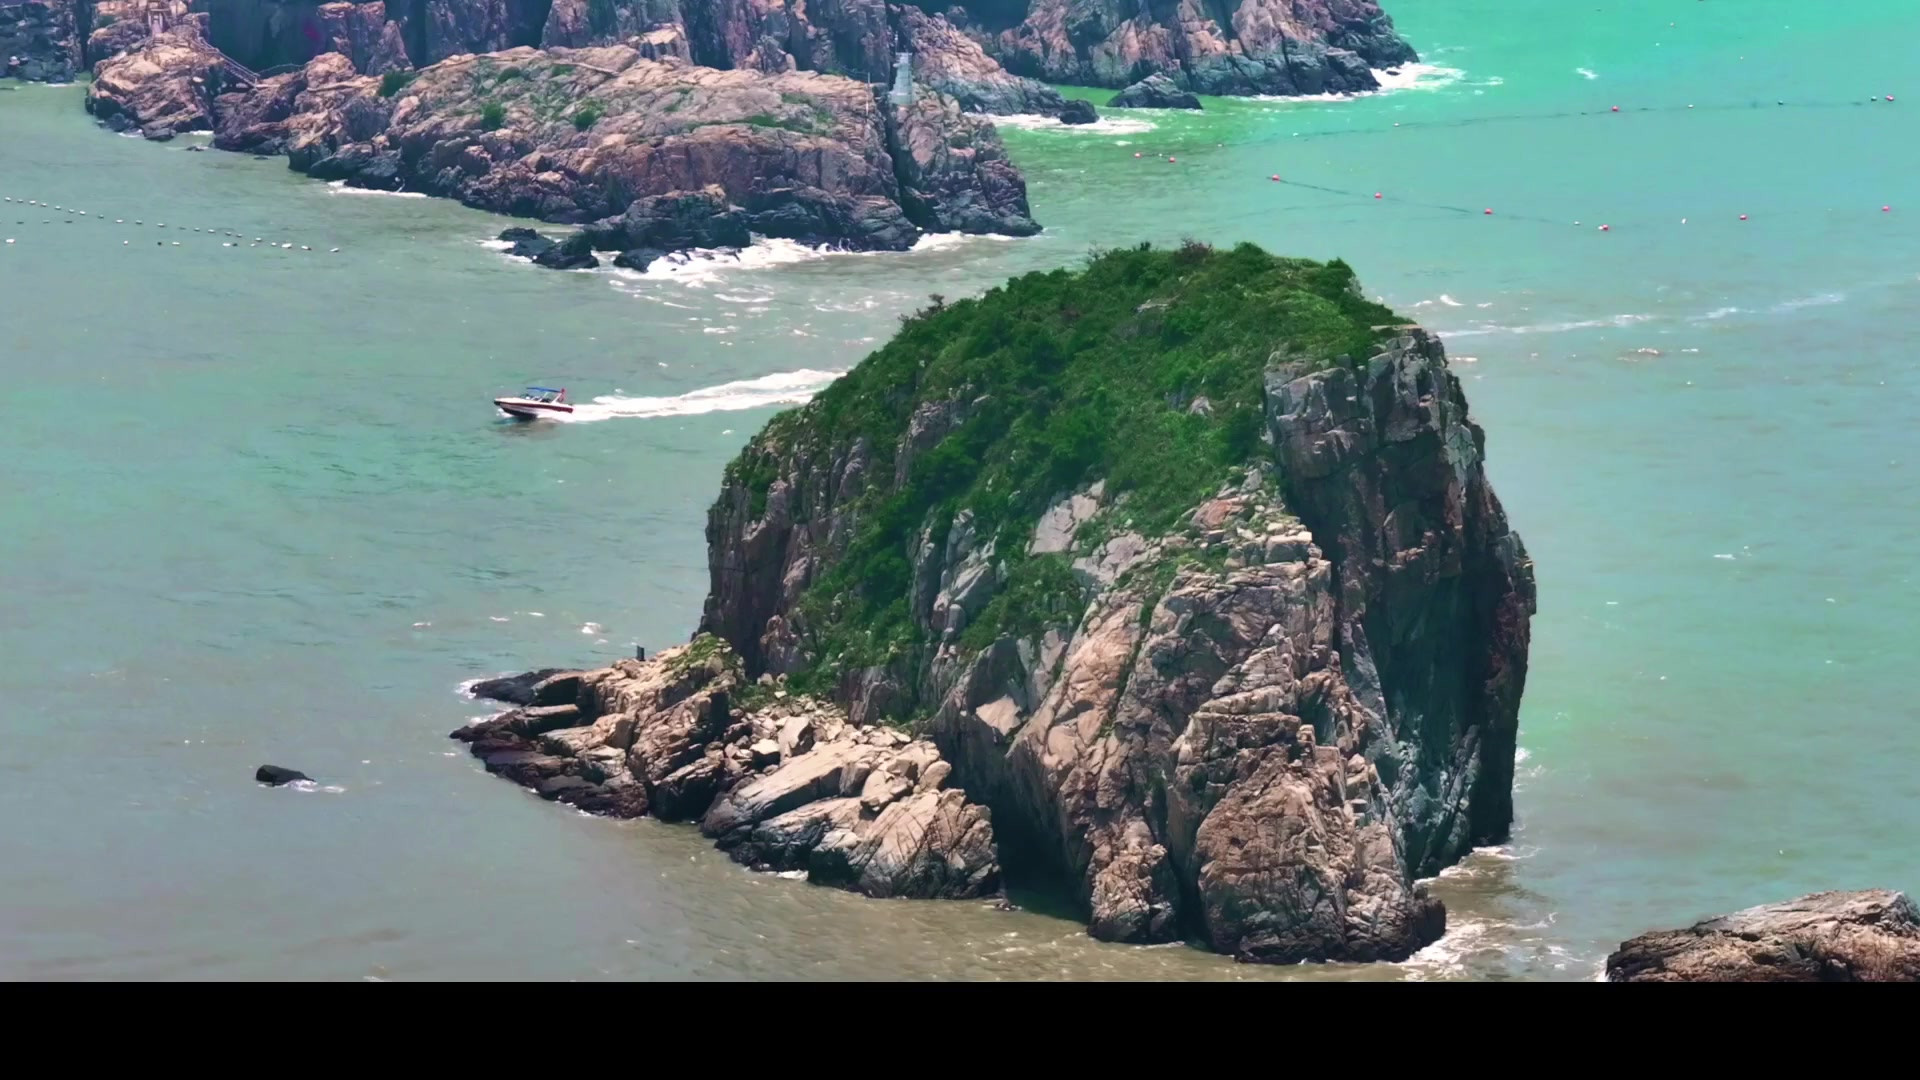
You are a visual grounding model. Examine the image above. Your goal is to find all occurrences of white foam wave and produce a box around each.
[1773,291,1846,312]
[612,232,1016,288]
[1373,63,1468,94]
[993,112,1155,135]
[1438,294,1464,307]
[1576,67,1600,80]
[326,180,428,199]
[1441,313,1654,338]
[563,368,843,423]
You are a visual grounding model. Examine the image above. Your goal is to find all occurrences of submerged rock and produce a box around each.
[87,31,238,136]
[1107,74,1202,111]
[1607,890,1920,982]
[256,765,312,786]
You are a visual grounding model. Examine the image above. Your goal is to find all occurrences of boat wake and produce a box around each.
[561,369,844,422]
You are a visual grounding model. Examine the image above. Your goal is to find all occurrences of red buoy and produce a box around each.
[1884,205,1893,212]
[1611,105,1621,112]
[1484,208,1494,215]
[1168,156,1177,163]
[1740,214,1749,221]
[1271,174,1280,181]
[1375,192,1383,199]
[1133,152,1142,158]
[1600,224,1611,231]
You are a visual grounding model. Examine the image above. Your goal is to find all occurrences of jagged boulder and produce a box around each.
[451,638,1002,900]
[1107,73,1201,110]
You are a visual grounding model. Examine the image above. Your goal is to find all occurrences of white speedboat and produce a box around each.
[494,386,575,420]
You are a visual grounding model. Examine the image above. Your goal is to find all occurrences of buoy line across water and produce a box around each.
[0,192,342,253]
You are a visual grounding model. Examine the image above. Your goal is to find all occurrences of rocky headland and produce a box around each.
[29,1,1415,104]
[88,36,1038,255]
[459,242,1536,964]
[1607,890,1920,982]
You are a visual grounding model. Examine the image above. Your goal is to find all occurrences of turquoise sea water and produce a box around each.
[2,0,1916,979]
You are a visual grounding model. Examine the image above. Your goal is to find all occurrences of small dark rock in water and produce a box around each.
[1107,74,1203,111]
[1057,99,1098,126]
[532,231,598,270]
[184,145,205,152]
[141,124,177,142]
[253,155,272,161]
[256,765,312,786]
[992,898,1021,912]
[105,113,135,134]
[613,247,667,272]
[468,667,567,706]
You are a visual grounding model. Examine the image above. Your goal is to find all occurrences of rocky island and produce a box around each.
[459,241,1536,965]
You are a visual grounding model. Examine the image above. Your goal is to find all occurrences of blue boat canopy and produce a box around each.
[526,386,562,393]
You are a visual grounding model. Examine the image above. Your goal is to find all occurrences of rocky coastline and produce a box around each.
[459,243,1537,965]
[1607,890,1920,982]
[456,641,1003,900]
[19,1,1415,104]
[87,34,1039,256]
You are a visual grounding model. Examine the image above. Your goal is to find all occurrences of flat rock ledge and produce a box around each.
[1606,890,1920,982]
[454,638,1000,901]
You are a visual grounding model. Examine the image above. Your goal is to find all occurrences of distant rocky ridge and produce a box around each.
[1607,890,1920,982]
[21,1,1414,106]
[88,36,1039,253]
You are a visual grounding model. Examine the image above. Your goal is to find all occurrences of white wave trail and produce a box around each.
[561,369,843,422]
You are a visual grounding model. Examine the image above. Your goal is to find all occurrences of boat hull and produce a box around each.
[494,398,575,421]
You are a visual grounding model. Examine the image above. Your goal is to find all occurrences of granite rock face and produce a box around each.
[86,30,241,135]
[2,0,80,82]
[974,0,1417,96]
[199,42,1037,249]
[699,325,1534,963]
[452,640,1002,900]
[1607,891,1920,983]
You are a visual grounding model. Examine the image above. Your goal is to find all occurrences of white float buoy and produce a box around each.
[329,247,341,253]
[301,245,311,251]
[281,243,292,249]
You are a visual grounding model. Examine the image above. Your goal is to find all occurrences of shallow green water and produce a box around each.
[2,0,1916,979]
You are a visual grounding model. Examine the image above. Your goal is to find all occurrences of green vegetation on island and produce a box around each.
[722,241,1403,695]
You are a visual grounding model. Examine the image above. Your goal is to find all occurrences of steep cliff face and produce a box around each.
[1,0,81,81]
[700,243,1533,962]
